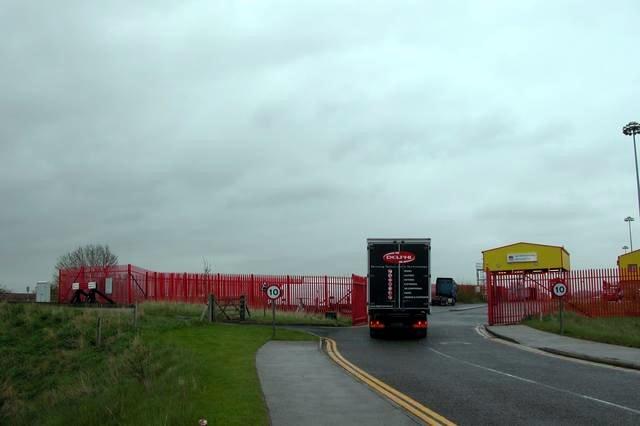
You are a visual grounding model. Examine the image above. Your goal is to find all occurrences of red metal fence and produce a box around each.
[58,264,368,325]
[487,268,640,325]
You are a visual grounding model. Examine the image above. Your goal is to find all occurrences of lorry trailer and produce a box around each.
[432,277,458,306]
[367,238,431,338]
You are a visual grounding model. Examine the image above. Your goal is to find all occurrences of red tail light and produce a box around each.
[370,320,385,329]
[412,320,428,329]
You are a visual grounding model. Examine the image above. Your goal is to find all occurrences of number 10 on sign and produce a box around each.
[267,285,281,300]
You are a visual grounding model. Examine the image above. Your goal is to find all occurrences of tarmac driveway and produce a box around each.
[307,305,640,425]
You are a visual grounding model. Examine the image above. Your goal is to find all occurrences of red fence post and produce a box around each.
[127,264,132,305]
[250,274,255,308]
[216,273,220,299]
[183,273,187,302]
[169,273,173,301]
[194,273,198,304]
[324,275,329,309]
[351,275,356,324]
[286,275,291,311]
[486,269,493,325]
[173,272,177,301]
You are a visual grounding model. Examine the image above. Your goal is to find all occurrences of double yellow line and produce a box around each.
[323,338,456,426]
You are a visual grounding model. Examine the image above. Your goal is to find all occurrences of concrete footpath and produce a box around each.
[486,324,640,370]
[256,341,419,426]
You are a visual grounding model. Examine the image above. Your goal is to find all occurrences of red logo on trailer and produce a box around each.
[383,251,416,264]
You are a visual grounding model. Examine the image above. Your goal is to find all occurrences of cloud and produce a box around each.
[1,1,640,290]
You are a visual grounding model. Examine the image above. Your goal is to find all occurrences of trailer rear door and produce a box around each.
[368,242,399,308]
[399,242,430,308]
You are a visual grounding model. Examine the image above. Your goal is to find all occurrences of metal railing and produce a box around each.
[487,268,640,325]
[58,264,368,324]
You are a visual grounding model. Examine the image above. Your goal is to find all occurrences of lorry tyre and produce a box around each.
[452,298,456,306]
[370,329,380,339]
[415,329,427,339]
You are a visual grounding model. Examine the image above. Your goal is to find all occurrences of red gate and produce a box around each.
[351,274,367,325]
[487,268,640,325]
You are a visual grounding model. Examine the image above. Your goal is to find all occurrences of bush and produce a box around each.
[456,285,486,304]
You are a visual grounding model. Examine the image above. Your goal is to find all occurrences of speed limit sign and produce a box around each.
[266,285,282,300]
[551,278,568,335]
[552,281,567,297]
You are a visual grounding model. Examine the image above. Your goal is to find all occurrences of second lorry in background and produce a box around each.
[432,277,458,306]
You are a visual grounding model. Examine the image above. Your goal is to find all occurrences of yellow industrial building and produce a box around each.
[483,242,570,272]
[617,250,640,272]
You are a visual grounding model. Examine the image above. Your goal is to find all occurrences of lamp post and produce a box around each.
[625,216,634,252]
[623,122,640,218]
[623,245,629,254]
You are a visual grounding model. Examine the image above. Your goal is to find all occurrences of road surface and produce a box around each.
[308,305,640,425]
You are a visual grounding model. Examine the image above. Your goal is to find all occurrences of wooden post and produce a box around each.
[240,295,246,321]
[272,300,276,338]
[208,294,216,323]
[133,303,138,329]
[96,316,102,347]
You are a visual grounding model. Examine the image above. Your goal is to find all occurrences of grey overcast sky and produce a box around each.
[2,1,640,291]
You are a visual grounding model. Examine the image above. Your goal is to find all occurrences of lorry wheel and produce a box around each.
[415,329,427,339]
[370,329,380,339]
[452,298,456,306]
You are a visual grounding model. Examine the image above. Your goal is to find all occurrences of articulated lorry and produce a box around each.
[432,277,458,306]
[367,238,431,338]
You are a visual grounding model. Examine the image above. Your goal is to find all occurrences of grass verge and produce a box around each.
[142,302,352,326]
[523,311,640,348]
[247,309,351,326]
[0,302,315,425]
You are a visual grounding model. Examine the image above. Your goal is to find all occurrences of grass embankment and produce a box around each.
[0,302,315,425]
[524,311,640,349]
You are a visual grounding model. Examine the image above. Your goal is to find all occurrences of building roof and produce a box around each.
[617,248,640,259]
[482,242,570,255]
